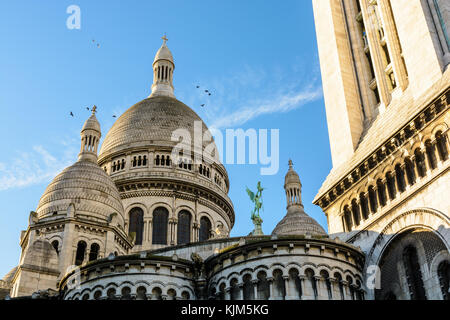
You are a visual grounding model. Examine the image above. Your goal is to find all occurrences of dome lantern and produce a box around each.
[150,35,175,98]
[78,105,101,163]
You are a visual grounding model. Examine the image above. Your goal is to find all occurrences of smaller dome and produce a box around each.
[2,266,17,283]
[272,205,327,237]
[81,108,100,133]
[36,160,125,223]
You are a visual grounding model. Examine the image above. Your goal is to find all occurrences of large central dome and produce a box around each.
[98,96,213,160]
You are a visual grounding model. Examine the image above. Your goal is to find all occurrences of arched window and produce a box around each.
[106,288,117,300]
[403,246,427,300]
[166,156,171,166]
[425,140,437,170]
[151,287,162,300]
[199,216,212,242]
[75,241,87,266]
[359,193,369,220]
[243,274,254,300]
[167,289,177,300]
[121,287,132,300]
[414,148,427,177]
[438,260,450,300]
[136,287,147,300]
[230,278,240,300]
[351,199,361,226]
[334,273,345,300]
[219,283,226,300]
[436,131,448,161]
[368,186,378,213]
[377,179,387,207]
[257,271,270,300]
[129,207,144,245]
[152,207,169,245]
[177,210,191,245]
[288,268,302,299]
[347,276,355,300]
[405,157,416,185]
[273,269,286,300]
[395,164,406,193]
[386,172,396,200]
[155,155,160,166]
[343,205,353,231]
[181,291,190,300]
[305,269,317,300]
[320,270,332,300]
[51,240,59,255]
[89,243,100,261]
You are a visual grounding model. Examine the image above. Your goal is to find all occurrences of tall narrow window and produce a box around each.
[89,243,100,261]
[152,207,169,245]
[344,205,353,231]
[386,172,396,200]
[359,193,369,220]
[368,186,378,213]
[436,131,448,161]
[75,241,87,266]
[395,164,406,193]
[257,271,270,300]
[405,158,416,185]
[243,274,254,300]
[129,207,144,245]
[177,210,191,245]
[199,216,212,242]
[351,199,361,225]
[52,240,59,255]
[377,179,387,207]
[425,140,438,170]
[415,149,427,177]
[403,246,427,300]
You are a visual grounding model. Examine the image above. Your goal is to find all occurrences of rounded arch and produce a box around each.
[431,122,449,138]
[148,202,172,218]
[152,206,170,245]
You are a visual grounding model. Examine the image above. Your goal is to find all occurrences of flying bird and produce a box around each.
[112,115,117,118]
[196,85,200,88]
[208,93,211,96]
[200,104,205,107]
[86,107,90,110]
[70,112,74,117]
[204,90,209,93]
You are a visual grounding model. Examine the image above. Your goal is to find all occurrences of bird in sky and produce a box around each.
[70,112,74,117]
[205,90,209,93]
[208,93,211,96]
[201,104,205,107]
[196,85,200,88]
[112,115,116,118]
[86,107,90,110]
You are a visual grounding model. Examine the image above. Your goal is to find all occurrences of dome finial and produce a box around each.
[288,159,293,170]
[91,105,97,114]
[162,34,168,45]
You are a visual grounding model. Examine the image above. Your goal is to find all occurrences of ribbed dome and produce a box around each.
[36,160,124,222]
[272,205,327,237]
[81,112,100,133]
[99,96,217,159]
[154,43,174,63]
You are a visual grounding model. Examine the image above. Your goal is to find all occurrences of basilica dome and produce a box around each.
[36,110,125,225]
[98,96,215,160]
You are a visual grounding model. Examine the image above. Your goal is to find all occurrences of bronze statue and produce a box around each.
[246,181,264,236]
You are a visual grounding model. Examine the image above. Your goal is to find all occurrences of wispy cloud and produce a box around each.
[0,141,78,191]
[177,61,323,130]
[210,85,322,129]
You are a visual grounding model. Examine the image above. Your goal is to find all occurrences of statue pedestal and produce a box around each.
[251,216,264,236]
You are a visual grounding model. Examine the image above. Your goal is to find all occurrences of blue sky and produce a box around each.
[0,0,332,276]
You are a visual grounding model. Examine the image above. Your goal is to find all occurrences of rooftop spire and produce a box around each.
[78,105,101,162]
[150,36,175,98]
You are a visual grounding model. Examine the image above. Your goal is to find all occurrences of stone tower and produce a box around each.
[312,0,450,300]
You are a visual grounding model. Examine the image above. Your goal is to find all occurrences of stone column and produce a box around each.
[238,284,244,300]
[330,278,340,300]
[298,275,306,300]
[283,276,291,300]
[267,277,274,300]
[225,288,231,300]
[252,280,258,300]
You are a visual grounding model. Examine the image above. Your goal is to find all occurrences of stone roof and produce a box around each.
[98,96,219,160]
[36,160,124,221]
[153,42,174,64]
[272,205,327,237]
[81,112,100,133]
[314,70,450,203]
